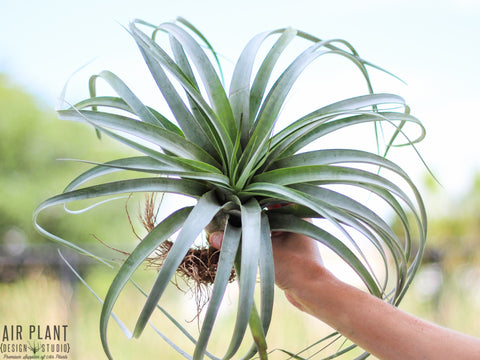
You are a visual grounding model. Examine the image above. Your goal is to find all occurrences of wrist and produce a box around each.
[282,259,336,313]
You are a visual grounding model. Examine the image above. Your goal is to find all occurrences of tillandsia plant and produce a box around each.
[34,17,428,360]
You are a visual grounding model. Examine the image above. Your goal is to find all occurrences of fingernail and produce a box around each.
[210,232,221,249]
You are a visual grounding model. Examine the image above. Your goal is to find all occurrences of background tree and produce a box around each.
[404,175,480,335]
[0,75,136,281]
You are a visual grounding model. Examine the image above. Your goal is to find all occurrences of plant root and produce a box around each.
[145,239,236,321]
[146,241,235,285]
[97,193,236,321]
[123,193,236,321]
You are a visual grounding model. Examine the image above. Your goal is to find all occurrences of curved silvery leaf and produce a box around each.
[193,222,241,359]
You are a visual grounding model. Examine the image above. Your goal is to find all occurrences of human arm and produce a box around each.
[209,230,480,360]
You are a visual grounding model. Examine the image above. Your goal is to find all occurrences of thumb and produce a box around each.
[209,231,223,249]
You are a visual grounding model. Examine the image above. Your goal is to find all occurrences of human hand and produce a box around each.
[210,225,480,360]
[208,225,328,311]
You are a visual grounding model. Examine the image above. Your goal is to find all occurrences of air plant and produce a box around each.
[34,17,427,360]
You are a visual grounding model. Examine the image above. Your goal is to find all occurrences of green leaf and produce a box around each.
[236,41,330,183]
[148,323,194,359]
[168,34,234,168]
[254,164,425,238]
[243,183,382,297]
[271,148,408,172]
[291,183,409,297]
[89,70,164,127]
[157,22,236,142]
[269,212,381,297]
[73,95,184,135]
[229,28,295,145]
[223,198,262,359]
[38,177,208,210]
[63,120,222,179]
[129,21,235,165]
[129,280,221,360]
[267,93,408,153]
[133,191,222,337]
[62,157,231,190]
[34,177,206,267]
[175,16,225,86]
[245,302,267,360]
[62,156,175,191]
[248,29,297,130]
[239,213,273,360]
[235,38,378,187]
[193,221,241,360]
[58,109,220,167]
[272,111,424,161]
[58,250,133,340]
[33,217,110,265]
[136,41,221,157]
[100,207,193,360]
[270,148,427,285]
[258,213,274,333]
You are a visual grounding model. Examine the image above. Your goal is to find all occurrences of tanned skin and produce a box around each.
[209,229,480,360]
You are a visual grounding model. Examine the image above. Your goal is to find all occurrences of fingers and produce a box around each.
[209,228,322,267]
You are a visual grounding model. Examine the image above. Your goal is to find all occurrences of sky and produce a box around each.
[1,0,479,211]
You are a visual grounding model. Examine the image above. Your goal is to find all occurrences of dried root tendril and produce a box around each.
[96,193,237,321]
[146,239,236,321]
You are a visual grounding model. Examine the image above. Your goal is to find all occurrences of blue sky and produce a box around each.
[1,0,479,207]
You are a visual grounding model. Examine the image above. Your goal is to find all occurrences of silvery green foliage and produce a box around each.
[35,18,427,360]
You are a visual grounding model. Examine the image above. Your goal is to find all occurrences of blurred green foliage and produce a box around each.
[420,173,480,269]
[399,175,480,338]
[0,75,141,279]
